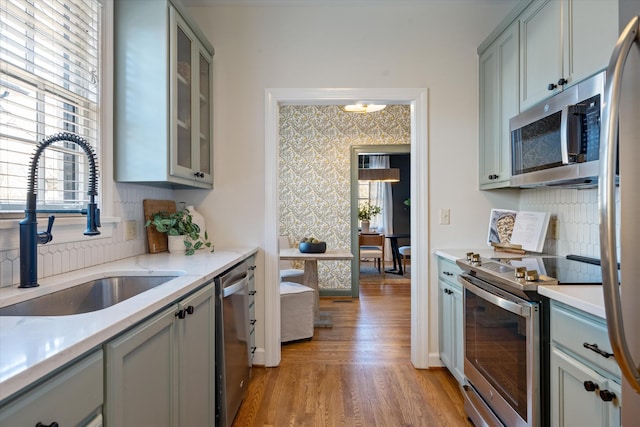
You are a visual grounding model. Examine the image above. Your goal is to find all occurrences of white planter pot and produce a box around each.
[167,235,185,254]
[361,220,370,233]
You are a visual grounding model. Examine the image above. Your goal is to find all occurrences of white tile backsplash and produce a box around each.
[0,183,173,288]
[519,187,618,259]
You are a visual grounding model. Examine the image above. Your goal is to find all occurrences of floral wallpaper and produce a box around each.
[279,105,410,290]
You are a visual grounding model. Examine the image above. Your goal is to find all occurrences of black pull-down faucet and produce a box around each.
[19,132,101,288]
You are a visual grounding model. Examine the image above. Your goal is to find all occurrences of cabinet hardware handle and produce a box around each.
[548,83,558,90]
[36,423,59,427]
[599,389,616,402]
[583,342,614,358]
[175,309,186,319]
[557,78,568,86]
[249,290,257,295]
[185,305,194,315]
[249,265,257,271]
[250,319,257,325]
[251,347,256,354]
[194,172,205,178]
[583,380,598,392]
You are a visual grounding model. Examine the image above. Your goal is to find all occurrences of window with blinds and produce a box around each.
[0,0,101,213]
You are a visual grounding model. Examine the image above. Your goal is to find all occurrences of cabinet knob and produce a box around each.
[583,380,598,392]
[185,305,194,315]
[36,423,59,427]
[548,83,557,91]
[250,319,257,325]
[175,309,186,319]
[599,389,616,402]
[488,174,499,180]
[194,172,205,178]
[249,290,257,295]
[557,78,568,86]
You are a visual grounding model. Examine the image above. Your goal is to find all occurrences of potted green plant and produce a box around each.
[358,202,382,233]
[145,208,214,255]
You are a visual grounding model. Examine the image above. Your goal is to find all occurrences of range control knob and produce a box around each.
[526,270,539,281]
[466,252,475,261]
[515,267,526,279]
[471,254,481,265]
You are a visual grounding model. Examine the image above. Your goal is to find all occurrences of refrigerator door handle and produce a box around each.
[599,15,640,393]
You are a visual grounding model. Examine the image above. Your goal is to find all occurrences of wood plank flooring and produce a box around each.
[233,271,473,426]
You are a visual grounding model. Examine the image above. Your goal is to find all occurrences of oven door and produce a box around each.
[459,274,540,427]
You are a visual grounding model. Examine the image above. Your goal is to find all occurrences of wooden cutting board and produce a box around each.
[143,199,176,253]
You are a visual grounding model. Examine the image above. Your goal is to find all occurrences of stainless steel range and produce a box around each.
[456,253,604,427]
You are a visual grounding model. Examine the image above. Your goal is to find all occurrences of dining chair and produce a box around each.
[359,233,385,276]
[279,236,304,284]
[398,245,411,275]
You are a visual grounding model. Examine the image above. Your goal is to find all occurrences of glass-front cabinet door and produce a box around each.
[198,48,212,181]
[170,6,213,186]
[175,22,193,174]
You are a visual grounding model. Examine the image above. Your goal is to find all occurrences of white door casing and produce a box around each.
[263,88,429,368]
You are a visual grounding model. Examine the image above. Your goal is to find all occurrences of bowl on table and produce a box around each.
[298,241,327,253]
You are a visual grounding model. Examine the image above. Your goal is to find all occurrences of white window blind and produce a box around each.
[0,0,101,212]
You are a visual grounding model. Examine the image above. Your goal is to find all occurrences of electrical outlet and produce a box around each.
[125,220,137,241]
[439,208,451,225]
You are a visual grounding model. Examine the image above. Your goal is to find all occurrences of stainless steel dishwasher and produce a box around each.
[215,259,251,427]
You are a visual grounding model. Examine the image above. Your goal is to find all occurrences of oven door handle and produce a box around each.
[459,275,531,318]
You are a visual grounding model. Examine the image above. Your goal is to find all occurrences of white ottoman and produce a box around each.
[280,281,315,342]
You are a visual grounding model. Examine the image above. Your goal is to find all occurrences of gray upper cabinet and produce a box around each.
[519,0,563,110]
[479,21,519,189]
[114,0,214,189]
[519,0,618,110]
[478,0,618,190]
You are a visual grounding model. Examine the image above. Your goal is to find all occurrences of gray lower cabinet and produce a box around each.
[438,256,464,385]
[104,282,215,426]
[550,301,621,427]
[0,350,103,427]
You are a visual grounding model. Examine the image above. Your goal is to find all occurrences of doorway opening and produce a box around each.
[264,88,429,369]
[351,145,411,297]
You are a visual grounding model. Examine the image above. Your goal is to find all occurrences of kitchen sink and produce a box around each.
[0,275,178,316]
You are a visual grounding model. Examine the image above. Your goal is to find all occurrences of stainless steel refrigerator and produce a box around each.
[599,3,640,424]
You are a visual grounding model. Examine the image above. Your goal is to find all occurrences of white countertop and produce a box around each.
[0,247,258,402]
[434,248,606,319]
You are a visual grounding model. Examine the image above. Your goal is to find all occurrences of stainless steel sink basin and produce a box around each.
[0,275,178,316]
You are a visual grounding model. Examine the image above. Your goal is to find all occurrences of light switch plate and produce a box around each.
[439,208,450,225]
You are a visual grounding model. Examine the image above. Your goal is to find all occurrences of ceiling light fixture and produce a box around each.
[340,104,387,113]
[358,168,400,182]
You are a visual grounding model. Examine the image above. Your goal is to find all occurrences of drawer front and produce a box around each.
[0,350,103,426]
[438,257,463,283]
[551,301,620,378]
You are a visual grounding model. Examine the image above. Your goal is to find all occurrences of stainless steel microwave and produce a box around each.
[510,71,605,188]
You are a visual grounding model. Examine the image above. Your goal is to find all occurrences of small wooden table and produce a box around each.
[279,248,353,327]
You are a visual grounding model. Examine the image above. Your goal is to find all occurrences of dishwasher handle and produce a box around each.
[223,276,248,297]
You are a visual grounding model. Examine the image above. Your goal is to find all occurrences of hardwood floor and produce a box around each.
[233,269,472,426]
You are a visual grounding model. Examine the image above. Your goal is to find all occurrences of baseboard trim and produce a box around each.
[319,289,353,297]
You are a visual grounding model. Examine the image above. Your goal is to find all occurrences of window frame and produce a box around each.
[0,0,103,214]
[0,0,116,250]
